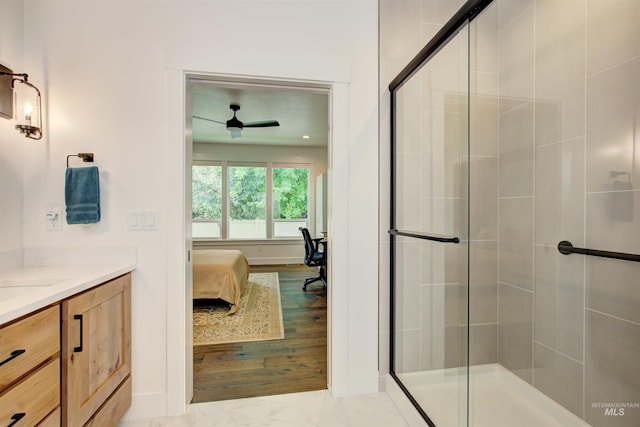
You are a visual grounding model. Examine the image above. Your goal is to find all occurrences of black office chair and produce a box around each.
[299,227,327,290]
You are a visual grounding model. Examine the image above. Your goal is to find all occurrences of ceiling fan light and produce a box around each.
[230,129,242,138]
[226,115,243,130]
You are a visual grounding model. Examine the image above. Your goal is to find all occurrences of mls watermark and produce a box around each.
[592,402,639,417]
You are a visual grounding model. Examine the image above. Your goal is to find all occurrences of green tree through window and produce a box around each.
[192,163,311,239]
[192,165,222,220]
[273,167,308,219]
[228,166,266,220]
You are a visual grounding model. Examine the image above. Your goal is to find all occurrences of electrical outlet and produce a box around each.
[46,204,62,231]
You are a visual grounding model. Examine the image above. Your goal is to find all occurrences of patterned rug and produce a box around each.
[193,272,284,345]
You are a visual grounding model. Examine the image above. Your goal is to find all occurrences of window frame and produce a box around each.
[271,163,311,238]
[227,161,268,240]
[192,161,224,240]
[192,160,311,241]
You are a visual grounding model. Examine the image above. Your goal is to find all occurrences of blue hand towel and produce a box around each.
[65,166,101,224]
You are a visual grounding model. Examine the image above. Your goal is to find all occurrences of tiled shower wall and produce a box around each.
[385,0,501,374]
[381,0,639,425]
[496,0,640,425]
[380,0,472,377]
[469,2,500,367]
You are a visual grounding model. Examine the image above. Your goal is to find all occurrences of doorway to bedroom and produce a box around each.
[186,76,330,402]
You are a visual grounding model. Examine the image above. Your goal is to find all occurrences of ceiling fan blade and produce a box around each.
[193,115,226,125]
[242,120,280,128]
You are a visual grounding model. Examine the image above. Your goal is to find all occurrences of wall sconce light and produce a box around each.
[0,64,43,140]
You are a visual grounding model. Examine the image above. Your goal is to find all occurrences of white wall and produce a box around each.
[16,0,378,420]
[0,0,25,263]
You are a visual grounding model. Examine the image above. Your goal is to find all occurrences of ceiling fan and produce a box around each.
[193,104,280,138]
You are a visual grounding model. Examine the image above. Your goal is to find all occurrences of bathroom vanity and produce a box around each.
[0,258,135,427]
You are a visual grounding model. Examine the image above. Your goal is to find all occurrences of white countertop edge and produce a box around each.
[0,264,136,325]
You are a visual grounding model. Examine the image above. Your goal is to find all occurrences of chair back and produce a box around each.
[300,227,315,266]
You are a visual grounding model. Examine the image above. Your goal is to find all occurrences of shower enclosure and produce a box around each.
[388,0,640,426]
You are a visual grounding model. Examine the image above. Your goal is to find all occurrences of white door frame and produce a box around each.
[165,70,355,415]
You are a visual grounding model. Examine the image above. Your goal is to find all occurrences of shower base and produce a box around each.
[388,364,589,427]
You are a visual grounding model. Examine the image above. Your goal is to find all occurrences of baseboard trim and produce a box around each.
[332,371,380,397]
[121,391,167,421]
[379,374,386,392]
[246,257,301,265]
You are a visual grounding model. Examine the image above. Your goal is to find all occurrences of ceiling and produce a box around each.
[190,81,329,147]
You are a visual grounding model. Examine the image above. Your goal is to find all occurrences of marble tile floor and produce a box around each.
[118,390,409,427]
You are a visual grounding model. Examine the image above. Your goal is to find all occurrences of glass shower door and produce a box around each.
[390,22,470,427]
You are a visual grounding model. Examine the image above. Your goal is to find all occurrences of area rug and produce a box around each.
[193,272,284,345]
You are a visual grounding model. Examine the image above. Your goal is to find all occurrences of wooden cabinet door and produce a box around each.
[62,273,131,427]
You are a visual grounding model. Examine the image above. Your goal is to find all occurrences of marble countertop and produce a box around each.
[0,262,135,325]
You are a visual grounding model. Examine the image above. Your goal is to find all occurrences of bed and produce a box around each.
[192,249,249,314]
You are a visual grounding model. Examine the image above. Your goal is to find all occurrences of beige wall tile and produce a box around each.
[535,0,585,49]
[422,0,464,25]
[470,323,498,365]
[498,283,534,383]
[586,191,640,256]
[420,197,460,238]
[420,35,465,110]
[534,244,585,362]
[422,23,443,45]
[586,57,640,193]
[587,257,640,324]
[444,324,463,368]
[533,342,584,418]
[586,0,640,77]
[396,152,421,230]
[395,239,421,329]
[419,283,450,370]
[470,156,499,240]
[420,239,461,286]
[499,0,533,30]
[396,75,422,155]
[380,0,423,65]
[470,240,498,324]
[471,2,499,74]
[499,197,534,290]
[534,138,585,246]
[500,103,534,197]
[470,90,499,157]
[499,5,534,112]
[586,310,640,426]
[535,26,585,146]
[421,110,461,199]
[395,328,421,374]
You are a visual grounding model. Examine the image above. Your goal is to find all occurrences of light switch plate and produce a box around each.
[127,210,158,231]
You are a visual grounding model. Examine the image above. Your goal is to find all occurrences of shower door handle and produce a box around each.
[557,240,640,263]
[389,229,460,244]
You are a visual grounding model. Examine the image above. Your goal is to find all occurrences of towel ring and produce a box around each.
[66,153,94,168]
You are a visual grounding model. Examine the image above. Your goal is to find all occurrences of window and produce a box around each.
[192,162,311,240]
[228,165,267,239]
[272,166,309,237]
[192,164,222,238]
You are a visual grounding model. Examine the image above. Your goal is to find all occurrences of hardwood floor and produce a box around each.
[192,264,327,403]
